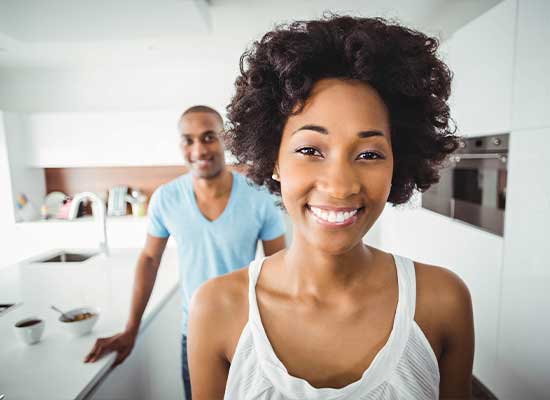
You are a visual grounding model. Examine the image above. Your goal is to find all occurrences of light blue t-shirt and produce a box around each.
[147,171,285,334]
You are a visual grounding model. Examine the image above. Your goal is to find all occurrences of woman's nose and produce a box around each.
[317,160,361,199]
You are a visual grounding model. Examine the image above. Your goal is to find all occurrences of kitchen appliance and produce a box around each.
[108,185,128,216]
[43,191,67,219]
[422,133,509,236]
[126,189,148,217]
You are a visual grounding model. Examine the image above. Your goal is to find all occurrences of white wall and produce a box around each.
[3,112,46,207]
[0,111,16,246]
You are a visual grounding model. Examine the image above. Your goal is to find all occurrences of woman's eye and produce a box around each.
[296,147,322,157]
[357,151,384,160]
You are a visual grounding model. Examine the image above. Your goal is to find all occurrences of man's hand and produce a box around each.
[84,330,137,367]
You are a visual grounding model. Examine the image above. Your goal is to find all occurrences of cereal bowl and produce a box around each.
[59,307,99,336]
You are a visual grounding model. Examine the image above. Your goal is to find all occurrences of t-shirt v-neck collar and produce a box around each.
[188,171,237,225]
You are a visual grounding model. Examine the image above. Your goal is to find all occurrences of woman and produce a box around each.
[188,15,474,400]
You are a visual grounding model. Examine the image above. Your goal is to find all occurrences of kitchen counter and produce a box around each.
[0,248,179,400]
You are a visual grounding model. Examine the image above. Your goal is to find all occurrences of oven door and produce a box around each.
[422,155,507,236]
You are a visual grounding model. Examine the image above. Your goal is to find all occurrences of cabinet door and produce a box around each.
[495,128,550,399]
[90,291,184,400]
[445,0,516,137]
[512,0,550,130]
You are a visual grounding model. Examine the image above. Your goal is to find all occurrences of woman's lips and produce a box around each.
[306,205,363,227]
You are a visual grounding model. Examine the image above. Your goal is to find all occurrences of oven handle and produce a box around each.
[451,153,507,162]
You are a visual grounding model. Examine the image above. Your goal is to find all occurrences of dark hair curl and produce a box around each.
[225,14,459,204]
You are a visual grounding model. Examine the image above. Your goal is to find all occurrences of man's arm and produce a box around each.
[262,234,286,256]
[84,234,168,366]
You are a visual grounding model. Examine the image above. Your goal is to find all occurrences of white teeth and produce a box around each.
[309,206,358,223]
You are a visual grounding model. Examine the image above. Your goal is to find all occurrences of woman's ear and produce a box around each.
[271,164,280,181]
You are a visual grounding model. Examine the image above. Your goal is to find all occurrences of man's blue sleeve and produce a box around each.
[147,187,170,238]
[259,194,286,241]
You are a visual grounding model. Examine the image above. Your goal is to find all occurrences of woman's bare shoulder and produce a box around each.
[188,266,251,363]
[414,261,473,336]
[190,266,249,320]
[414,262,471,305]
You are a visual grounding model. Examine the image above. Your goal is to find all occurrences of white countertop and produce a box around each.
[0,248,179,400]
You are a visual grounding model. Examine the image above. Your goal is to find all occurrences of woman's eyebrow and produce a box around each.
[292,124,328,135]
[358,130,384,139]
[292,124,385,138]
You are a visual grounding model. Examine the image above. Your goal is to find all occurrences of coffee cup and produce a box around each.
[14,317,45,345]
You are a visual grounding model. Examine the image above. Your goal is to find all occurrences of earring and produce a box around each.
[272,173,280,181]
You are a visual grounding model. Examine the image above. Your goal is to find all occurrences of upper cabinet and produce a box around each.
[512,0,550,130]
[443,0,516,137]
[22,111,184,167]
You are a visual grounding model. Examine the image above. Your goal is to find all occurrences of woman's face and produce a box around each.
[277,78,394,255]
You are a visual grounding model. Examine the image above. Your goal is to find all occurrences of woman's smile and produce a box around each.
[305,204,365,228]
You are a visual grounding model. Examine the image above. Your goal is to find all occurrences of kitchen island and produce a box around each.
[0,248,183,400]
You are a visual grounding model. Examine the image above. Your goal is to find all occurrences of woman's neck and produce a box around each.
[281,235,377,299]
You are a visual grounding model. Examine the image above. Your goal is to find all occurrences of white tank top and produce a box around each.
[224,254,440,399]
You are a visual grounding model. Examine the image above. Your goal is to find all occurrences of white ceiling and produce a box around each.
[0,0,502,68]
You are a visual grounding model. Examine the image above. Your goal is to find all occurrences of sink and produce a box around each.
[37,251,99,263]
[0,303,20,317]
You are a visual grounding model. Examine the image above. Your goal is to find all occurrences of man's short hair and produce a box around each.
[180,105,224,127]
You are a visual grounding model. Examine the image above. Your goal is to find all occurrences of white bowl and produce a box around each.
[59,307,100,336]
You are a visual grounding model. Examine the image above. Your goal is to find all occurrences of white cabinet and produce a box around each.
[493,128,550,399]
[90,290,185,400]
[444,0,516,137]
[511,0,550,130]
[23,111,184,167]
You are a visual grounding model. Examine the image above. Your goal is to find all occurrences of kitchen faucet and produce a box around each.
[68,192,109,257]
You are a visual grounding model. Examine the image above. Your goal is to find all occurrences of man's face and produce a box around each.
[179,112,225,179]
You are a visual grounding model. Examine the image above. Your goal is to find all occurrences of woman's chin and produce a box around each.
[305,236,365,257]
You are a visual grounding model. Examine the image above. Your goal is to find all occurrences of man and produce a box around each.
[84,105,286,399]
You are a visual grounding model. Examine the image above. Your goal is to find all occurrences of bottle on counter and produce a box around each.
[126,189,148,217]
[15,193,39,222]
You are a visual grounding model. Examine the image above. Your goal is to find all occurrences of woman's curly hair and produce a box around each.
[225,14,459,205]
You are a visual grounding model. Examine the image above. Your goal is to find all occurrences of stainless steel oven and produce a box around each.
[421,133,509,236]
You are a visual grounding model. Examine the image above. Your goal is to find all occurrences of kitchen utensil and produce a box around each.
[50,305,72,321]
[44,191,67,218]
[126,189,148,217]
[108,186,128,216]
